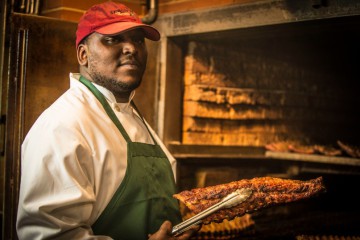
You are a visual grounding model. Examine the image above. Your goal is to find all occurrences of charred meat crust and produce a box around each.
[173,177,325,224]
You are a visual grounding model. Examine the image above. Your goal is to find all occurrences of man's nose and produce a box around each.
[122,42,137,55]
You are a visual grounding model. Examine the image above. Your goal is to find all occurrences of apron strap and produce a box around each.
[131,101,158,145]
[79,76,131,143]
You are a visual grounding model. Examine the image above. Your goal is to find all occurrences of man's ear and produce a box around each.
[77,44,88,66]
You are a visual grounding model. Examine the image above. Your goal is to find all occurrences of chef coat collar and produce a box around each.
[70,73,135,111]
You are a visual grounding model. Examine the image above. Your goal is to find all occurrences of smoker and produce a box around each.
[152,0,360,239]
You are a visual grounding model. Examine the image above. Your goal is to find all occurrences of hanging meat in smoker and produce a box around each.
[174,176,325,224]
[337,140,360,158]
[265,141,292,152]
[288,144,316,154]
[265,141,343,157]
[313,145,342,156]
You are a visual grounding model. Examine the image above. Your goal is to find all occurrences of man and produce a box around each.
[16,1,198,239]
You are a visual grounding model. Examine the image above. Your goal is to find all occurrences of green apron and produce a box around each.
[79,76,182,240]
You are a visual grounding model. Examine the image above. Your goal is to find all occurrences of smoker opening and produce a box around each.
[156,4,360,239]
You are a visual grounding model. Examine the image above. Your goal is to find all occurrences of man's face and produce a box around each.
[84,29,148,96]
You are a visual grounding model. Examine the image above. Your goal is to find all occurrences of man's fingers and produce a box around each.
[148,220,174,240]
[160,220,173,235]
[148,221,200,240]
[176,224,201,240]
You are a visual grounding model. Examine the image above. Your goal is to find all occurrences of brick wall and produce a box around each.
[183,41,296,146]
[182,33,359,146]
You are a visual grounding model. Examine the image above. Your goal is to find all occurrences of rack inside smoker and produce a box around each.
[266,151,360,167]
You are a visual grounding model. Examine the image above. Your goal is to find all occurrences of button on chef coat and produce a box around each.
[16,73,177,240]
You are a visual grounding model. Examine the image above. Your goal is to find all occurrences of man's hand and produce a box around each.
[148,220,200,240]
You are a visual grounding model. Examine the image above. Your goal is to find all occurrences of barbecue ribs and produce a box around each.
[173,176,325,224]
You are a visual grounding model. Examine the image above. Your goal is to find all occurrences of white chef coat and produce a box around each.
[16,73,177,240]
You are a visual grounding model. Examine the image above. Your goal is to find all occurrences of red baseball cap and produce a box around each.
[76,1,160,48]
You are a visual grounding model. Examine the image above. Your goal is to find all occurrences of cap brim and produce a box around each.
[96,22,160,41]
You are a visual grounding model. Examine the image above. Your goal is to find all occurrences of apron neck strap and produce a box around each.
[79,75,131,143]
[131,102,158,144]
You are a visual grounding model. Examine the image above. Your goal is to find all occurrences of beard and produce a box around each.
[90,70,142,94]
[88,58,143,95]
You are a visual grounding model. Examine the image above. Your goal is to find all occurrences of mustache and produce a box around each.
[119,56,140,66]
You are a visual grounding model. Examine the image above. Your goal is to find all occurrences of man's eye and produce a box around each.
[104,37,119,44]
[104,37,113,43]
[135,38,145,44]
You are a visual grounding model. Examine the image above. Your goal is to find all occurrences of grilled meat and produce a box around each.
[174,177,325,224]
[337,140,360,158]
[314,145,342,156]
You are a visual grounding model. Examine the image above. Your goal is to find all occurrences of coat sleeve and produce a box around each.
[16,113,112,240]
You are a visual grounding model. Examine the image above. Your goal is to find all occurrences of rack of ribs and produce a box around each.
[173,176,325,224]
